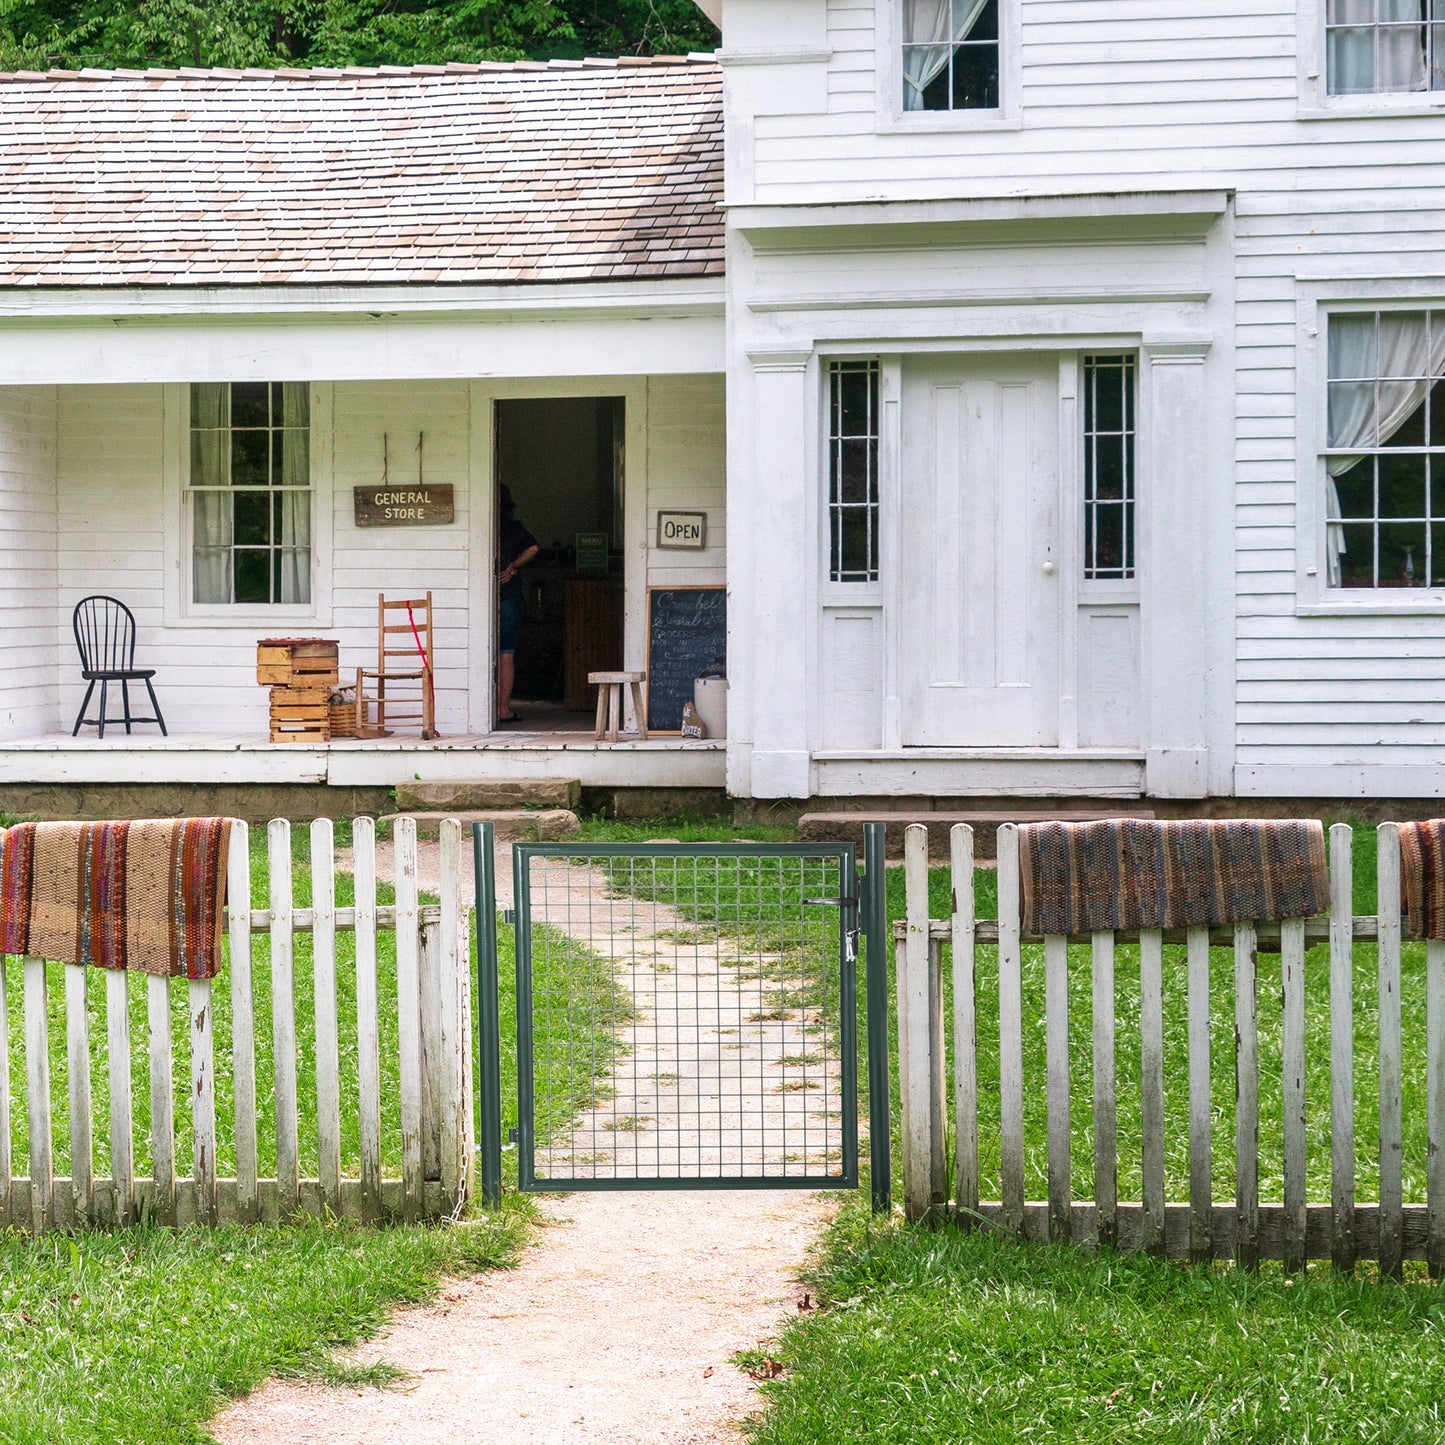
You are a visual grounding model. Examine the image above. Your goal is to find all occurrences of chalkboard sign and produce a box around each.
[646,586,726,732]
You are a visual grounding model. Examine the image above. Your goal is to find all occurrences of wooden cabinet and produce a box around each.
[563,578,623,710]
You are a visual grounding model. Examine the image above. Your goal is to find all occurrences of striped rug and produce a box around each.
[0,818,232,978]
[1018,818,1328,937]
[1398,820,1445,941]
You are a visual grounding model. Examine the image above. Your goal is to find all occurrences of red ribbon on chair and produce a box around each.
[406,604,431,675]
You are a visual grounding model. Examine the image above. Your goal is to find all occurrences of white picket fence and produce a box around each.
[0,816,473,1233]
[896,820,1445,1275]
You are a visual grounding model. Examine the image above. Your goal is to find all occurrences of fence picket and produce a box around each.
[23,957,52,1234]
[1234,923,1260,1270]
[104,969,134,1227]
[228,821,257,1224]
[190,978,216,1226]
[1427,938,1445,1278]
[352,816,382,1223]
[1045,934,1071,1242]
[146,974,175,1225]
[1092,931,1117,1250]
[1282,917,1308,1272]
[1377,823,1405,1280]
[269,819,299,1219]
[65,963,93,1227]
[1187,926,1212,1263]
[439,819,464,1207]
[901,824,934,1223]
[420,920,443,1185]
[1329,824,1356,1273]
[311,819,342,1217]
[0,957,9,1226]
[997,825,1025,1237]
[1139,930,1166,1254]
[395,817,424,1222]
[951,825,979,1221]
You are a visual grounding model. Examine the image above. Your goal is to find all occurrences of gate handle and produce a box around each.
[803,895,860,911]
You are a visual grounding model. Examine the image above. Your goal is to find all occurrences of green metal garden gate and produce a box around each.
[472,825,890,1208]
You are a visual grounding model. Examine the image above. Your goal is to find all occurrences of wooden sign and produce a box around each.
[353,484,454,527]
[656,511,707,549]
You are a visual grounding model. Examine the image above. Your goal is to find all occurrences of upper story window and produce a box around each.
[1327,0,1445,95]
[828,361,880,583]
[189,382,312,606]
[903,0,1000,111]
[1325,311,1445,587]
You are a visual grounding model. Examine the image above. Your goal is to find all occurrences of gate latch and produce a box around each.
[803,894,861,963]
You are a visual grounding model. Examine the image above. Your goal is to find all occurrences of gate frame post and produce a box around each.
[863,822,892,1213]
[472,821,503,1205]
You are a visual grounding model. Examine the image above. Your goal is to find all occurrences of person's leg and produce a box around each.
[497,595,523,721]
[497,651,517,721]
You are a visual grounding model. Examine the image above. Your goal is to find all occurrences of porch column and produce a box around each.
[1140,344,1212,798]
[742,347,814,798]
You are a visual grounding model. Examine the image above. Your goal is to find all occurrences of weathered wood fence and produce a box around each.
[896,821,1445,1275]
[0,816,472,1233]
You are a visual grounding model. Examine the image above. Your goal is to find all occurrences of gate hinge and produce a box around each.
[501,908,516,926]
[508,1127,519,1145]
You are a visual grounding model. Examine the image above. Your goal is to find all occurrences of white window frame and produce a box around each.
[1298,0,1445,117]
[876,0,1023,133]
[1296,283,1445,614]
[163,381,333,627]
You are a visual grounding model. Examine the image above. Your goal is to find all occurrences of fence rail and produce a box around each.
[0,816,472,1234]
[895,820,1445,1276]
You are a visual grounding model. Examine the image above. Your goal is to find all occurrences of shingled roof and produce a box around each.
[0,57,724,287]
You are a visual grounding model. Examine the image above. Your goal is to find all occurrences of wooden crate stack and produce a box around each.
[257,639,340,743]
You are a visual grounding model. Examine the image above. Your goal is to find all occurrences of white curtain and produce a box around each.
[279,383,312,605]
[190,383,231,603]
[1328,0,1427,94]
[1326,311,1445,585]
[902,0,990,110]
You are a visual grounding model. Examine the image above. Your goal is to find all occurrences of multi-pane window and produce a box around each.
[190,382,311,605]
[1082,355,1137,582]
[1326,311,1445,588]
[1327,0,1445,95]
[903,0,999,111]
[828,361,880,583]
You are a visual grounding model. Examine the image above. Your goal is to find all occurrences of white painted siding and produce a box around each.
[50,376,725,740]
[0,387,58,736]
[725,0,1445,794]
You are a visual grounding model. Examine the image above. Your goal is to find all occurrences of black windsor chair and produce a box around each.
[71,596,168,739]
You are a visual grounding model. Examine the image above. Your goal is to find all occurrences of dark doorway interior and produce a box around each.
[494,397,625,721]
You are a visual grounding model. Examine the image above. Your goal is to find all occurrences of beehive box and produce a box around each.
[269,686,331,744]
[256,638,339,689]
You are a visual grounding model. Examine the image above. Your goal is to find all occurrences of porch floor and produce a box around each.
[0,729,725,789]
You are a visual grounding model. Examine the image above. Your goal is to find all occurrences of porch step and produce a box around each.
[798,808,1157,860]
[393,778,581,812]
[384,808,582,842]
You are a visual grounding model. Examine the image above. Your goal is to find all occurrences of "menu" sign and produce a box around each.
[354,485,455,527]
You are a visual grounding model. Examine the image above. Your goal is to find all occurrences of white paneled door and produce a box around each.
[901,354,1061,747]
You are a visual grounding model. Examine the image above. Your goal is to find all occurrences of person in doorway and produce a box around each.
[496,484,539,724]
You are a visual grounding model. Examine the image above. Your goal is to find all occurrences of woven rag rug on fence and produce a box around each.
[1018,818,1329,937]
[0,818,233,977]
[1398,819,1445,940]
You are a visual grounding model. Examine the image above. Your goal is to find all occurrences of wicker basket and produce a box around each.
[329,701,358,738]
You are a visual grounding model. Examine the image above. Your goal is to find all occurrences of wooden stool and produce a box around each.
[589,671,648,742]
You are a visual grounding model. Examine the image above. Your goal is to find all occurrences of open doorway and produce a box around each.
[494,396,625,730]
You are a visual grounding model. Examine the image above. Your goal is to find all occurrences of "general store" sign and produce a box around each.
[353,485,455,527]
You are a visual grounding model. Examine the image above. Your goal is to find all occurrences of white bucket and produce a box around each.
[693,676,727,740]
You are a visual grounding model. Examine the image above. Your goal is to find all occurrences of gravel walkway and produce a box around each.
[211,836,836,1445]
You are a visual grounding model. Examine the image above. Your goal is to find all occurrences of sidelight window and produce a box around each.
[828,361,880,583]
[1082,355,1137,582]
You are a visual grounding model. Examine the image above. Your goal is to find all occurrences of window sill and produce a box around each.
[1298,95,1445,120]
[876,110,1022,135]
[1296,592,1445,617]
[162,606,330,630]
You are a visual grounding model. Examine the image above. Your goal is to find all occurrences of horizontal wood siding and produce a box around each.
[0,387,59,736]
[733,1,1445,789]
[45,378,724,738]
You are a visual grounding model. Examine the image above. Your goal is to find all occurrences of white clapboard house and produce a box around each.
[2,0,1444,810]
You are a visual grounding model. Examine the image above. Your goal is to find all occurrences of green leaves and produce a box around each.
[0,0,719,71]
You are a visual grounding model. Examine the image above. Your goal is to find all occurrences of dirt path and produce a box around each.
[211,837,836,1445]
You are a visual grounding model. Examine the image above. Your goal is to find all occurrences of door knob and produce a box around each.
[1042,560,1056,574]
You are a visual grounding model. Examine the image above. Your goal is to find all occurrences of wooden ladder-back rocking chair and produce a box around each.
[355,592,437,739]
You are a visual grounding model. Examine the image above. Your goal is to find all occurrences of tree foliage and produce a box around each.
[0,0,718,70]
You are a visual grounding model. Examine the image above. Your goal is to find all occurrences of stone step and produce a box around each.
[383,808,582,842]
[798,808,1157,860]
[393,778,581,812]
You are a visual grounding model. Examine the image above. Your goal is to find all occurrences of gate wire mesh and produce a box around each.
[515,845,859,1191]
